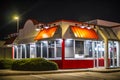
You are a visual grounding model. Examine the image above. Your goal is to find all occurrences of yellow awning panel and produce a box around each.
[34,26,57,40]
[70,26,98,39]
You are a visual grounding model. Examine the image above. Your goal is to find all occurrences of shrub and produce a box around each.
[11,58,58,71]
[0,59,14,69]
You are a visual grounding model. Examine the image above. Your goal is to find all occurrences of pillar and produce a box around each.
[62,39,65,68]
[104,39,109,69]
[12,46,14,59]
[117,42,120,66]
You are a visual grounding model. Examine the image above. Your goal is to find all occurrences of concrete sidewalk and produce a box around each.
[0,68,120,76]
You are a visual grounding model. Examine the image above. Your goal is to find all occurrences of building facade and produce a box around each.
[12,19,120,69]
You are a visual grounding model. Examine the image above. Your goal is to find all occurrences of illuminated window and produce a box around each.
[56,40,62,57]
[65,39,74,58]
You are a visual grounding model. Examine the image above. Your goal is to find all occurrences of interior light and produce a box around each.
[81,26,85,28]
[35,25,41,31]
[35,28,40,31]
[44,26,49,29]
[87,26,91,29]
[44,24,49,29]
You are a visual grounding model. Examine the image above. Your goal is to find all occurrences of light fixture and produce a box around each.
[81,24,85,28]
[44,24,49,29]
[87,24,92,29]
[35,25,41,31]
[13,15,19,33]
[35,24,44,31]
[87,26,91,29]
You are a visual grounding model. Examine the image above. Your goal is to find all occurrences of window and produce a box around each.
[56,40,62,57]
[65,39,74,58]
[75,40,84,58]
[22,44,26,58]
[36,42,41,57]
[42,41,48,58]
[17,45,21,58]
[48,41,55,58]
[26,44,30,58]
[36,40,62,59]
[30,43,36,58]
[84,40,93,58]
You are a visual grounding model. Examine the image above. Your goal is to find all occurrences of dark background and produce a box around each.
[0,0,120,39]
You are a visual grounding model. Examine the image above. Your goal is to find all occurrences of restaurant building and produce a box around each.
[12,19,120,69]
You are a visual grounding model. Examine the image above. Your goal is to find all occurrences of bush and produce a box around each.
[11,58,58,71]
[0,59,14,69]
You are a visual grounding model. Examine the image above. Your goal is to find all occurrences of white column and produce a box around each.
[104,39,109,68]
[73,40,75,58]
[24,44,27,58]
[96,41,99,67]
[112,41,115,67]
[92,41,95,67]
[117,42,120,66]
[47,41,49,58]
[54,41,56,58]
[35,43,37,58]
[100,41,103,57]
[20,45,22,59]
[16,46,18,59]
[41,43,43,58]
[30,45,31,58]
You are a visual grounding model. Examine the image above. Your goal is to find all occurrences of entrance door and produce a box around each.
[108,41,119,67]
[93,41,104,68]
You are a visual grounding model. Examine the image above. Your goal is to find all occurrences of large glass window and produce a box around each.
[42,41,48,58]
[30,43,36,58]
[35,40,62,59]
[84,40,93,58]
[75,40,84,58]
[22,44,26,58]
[26,44,30,58]
[65,39,74,58]
[36,42,41,57]
[48,41,55,58]
[64,39,99,59]
[56,40,62,57]
[17,45,21,59]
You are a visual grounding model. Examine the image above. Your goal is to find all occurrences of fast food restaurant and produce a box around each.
[12,19,120,69]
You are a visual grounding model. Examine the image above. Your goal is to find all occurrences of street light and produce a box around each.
[14,16,19,33]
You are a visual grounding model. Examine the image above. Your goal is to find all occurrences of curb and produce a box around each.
[89,69,120,73]
[0,69,89,76]
[0,69,120,76]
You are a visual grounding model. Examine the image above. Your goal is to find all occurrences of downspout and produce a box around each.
[96,26,109,69]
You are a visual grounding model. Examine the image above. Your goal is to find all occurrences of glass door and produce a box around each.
[93,41,104,68]
[108,41,119,67]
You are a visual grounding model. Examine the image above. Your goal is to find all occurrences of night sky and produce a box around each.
[0,0,120,38]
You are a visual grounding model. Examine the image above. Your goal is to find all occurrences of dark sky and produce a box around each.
[0,0,120,37]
